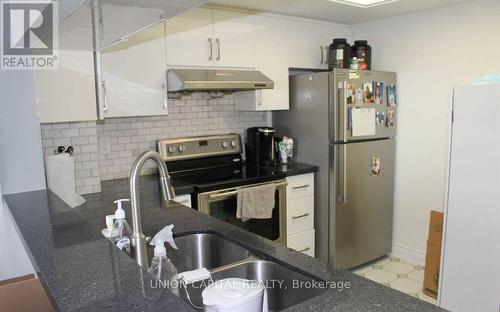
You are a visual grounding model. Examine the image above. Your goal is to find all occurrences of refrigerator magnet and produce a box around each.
[356,88,364,104]
[388,84,397,107]
[346,84,356,104]
[371,156,381,177]
[363,82,374,103]
[386,109,396,128]
[373,82,384,105]
[375,111,386,125]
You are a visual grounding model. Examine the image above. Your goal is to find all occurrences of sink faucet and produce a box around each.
[129,151,175,268]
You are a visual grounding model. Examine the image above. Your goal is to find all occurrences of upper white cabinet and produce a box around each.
[100,23,169,118]
[35,5,97,123]
[212,10,255,68]
[287,19,351,69]
[165,8,213,67]
[235,15,288,111]
[165,8,255,69]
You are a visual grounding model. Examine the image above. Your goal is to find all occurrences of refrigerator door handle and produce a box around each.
[337,144,347,203]
[336,81,347,142]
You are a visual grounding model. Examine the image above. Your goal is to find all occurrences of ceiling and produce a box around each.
[205,0,476,24]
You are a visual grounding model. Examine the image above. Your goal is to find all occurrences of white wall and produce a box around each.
[0,71,46,194]
[352,0,500,263]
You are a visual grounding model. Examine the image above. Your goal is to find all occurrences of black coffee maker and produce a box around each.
[246,127,276,166]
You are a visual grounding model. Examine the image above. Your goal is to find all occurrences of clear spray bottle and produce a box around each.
[148,224,179,296]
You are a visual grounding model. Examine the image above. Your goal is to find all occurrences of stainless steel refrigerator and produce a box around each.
[274,69,397,269]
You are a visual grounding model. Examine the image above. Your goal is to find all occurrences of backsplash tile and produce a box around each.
[41,121,101,195]
[40,93,267,195]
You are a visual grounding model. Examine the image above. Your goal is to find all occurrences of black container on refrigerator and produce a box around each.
[352,40,372,70]
[328,38,351,70]
[246,127,276,166]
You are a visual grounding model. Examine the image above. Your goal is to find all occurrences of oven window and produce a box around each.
[208,192,280,241]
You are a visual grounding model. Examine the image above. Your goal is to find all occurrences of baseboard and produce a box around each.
[390,243,426,266]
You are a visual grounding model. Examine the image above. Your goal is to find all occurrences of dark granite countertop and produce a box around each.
[269,161,318,177]
[4,175,444,312]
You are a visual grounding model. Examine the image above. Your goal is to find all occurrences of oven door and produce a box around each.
[197,180,287,245]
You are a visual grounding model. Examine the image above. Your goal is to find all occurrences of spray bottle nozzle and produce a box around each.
[150,224,177,257]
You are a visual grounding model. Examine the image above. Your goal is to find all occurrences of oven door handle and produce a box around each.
[208,181,288,200]
[209,190,238,200]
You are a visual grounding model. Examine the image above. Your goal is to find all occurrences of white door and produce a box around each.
[287,20,326,69]
[101,23,168,118]
[212,10,255,68]
[165,8,214,67]
[440,85,500,312]
[254,15,289,111]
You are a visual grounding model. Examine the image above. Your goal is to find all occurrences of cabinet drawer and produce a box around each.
[287,196,314,235]
[287,229,315,257]
[286,173,314,199]
[173,194,192,208]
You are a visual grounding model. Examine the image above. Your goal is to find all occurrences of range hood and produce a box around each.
[167,69,275,93]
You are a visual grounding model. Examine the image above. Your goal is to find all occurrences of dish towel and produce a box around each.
[236,184,276,222]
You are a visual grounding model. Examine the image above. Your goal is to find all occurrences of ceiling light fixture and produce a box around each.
[328,0,401,8]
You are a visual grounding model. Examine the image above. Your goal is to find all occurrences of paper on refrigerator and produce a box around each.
[351,108,376,137]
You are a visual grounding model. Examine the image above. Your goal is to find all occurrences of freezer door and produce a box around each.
[330,69,397,142]
[330,139,395,269]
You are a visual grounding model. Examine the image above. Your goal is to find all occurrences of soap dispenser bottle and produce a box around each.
[113,199,132,254]
[148,225,179,296]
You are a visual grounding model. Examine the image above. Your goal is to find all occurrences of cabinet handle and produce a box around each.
[208,38,213,61]
[162,84,167,110]
[216,38,221,61]
[292,213,310,219]
[292,184,310,190]
[298,247,311,253]
[324,46,329,64]
[320,46,324,65]
[102,81,108,111]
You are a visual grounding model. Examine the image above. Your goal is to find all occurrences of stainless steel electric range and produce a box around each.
[157,134,287,244]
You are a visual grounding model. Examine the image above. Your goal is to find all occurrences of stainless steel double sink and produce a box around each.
[149,232,327,311]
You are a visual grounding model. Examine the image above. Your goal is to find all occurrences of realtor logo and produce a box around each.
[1,0,58,70]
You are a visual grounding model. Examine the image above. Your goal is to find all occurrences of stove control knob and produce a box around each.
[230,140,237,148]
[167,146,176,154]
[178,145,186,153]
[221,141,229,149]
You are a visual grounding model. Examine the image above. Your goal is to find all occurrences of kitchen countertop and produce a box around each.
[4,176,444,312]
[268,161,318,177]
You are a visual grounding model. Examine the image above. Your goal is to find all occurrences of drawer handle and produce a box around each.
[292,184,310,190]
[299,247,311,253]
[292,213,310,219]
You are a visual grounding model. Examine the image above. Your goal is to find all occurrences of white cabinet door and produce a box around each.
[212,10,255,68]
[165,8,213,67]
[287,20,326,69]
[173,194,192,208]
[34,5,97,123]
[254,15,289,111]
[101,23,168,118]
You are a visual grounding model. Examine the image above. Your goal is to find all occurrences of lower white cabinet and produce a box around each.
[173,194,192,208]
[286,173,315,257]
[287,230,315,258]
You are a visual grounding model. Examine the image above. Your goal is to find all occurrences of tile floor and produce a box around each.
[351,257,438,305]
